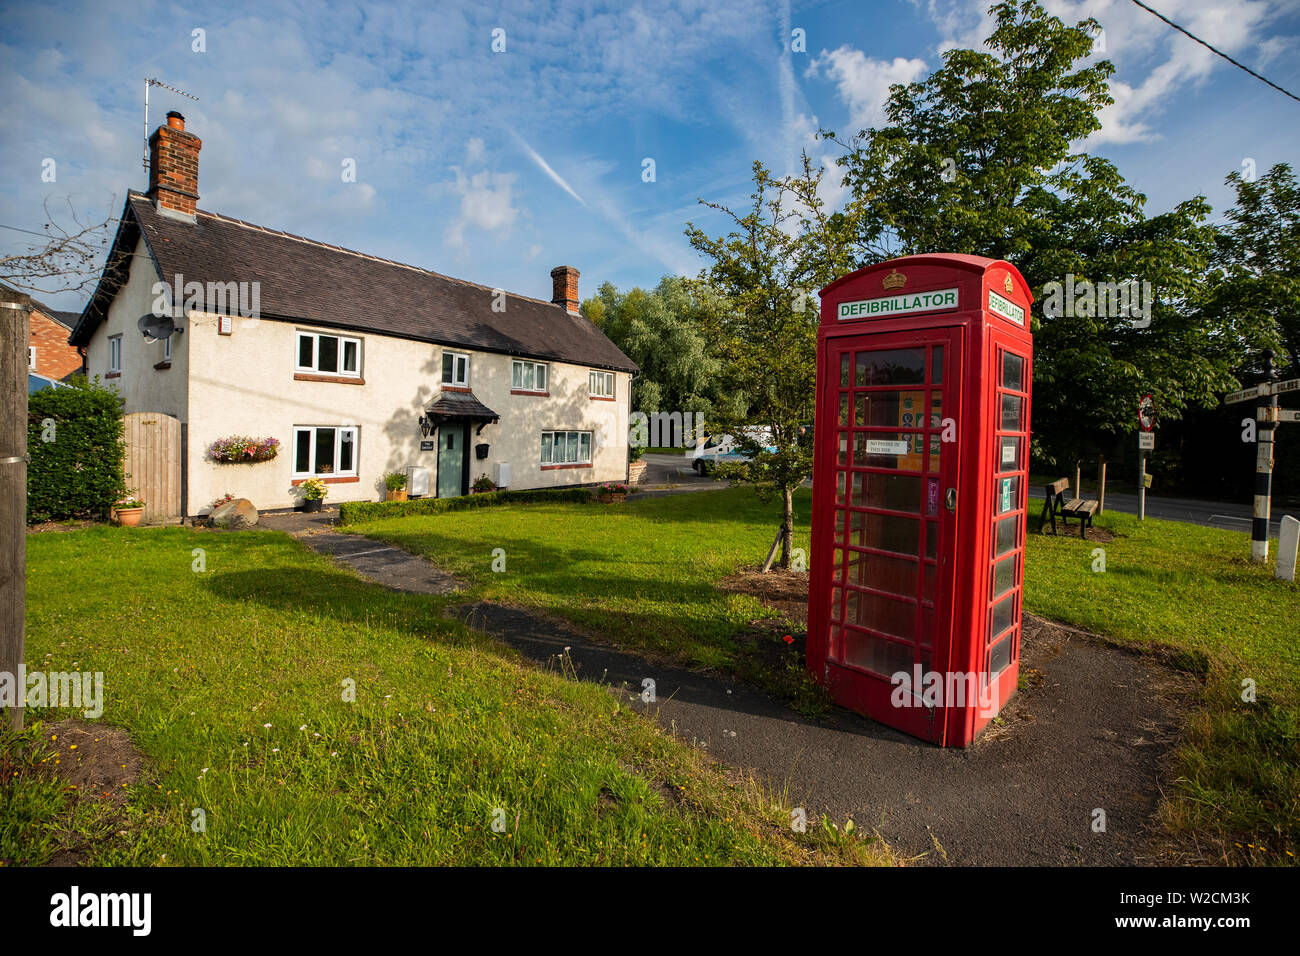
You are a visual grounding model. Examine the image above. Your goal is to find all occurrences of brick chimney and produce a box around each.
[147,111,201,218]
[550,266,580,314]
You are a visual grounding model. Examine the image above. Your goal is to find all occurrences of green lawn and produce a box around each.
[350,487,1300,864]
[5,526,884,866]
[347,488,818,703]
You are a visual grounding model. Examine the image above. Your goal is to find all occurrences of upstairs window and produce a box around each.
[108,335,122,374]
[28,347,36,370]
[589,370,614,399]
[297,331,361,377]
[512,360,548,393]
[443,351,470,387]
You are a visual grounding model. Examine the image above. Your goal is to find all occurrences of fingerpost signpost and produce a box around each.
[1224,350,1299,563]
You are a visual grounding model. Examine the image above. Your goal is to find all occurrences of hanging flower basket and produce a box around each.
[208,436,280,464]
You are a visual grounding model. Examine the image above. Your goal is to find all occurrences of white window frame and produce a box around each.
[540,430,593,465]
[589,370,614,399]
[296,330,362,378]
[292,425,359,477]
[28,347,36,370]
[108,334,122,373]
[442,350,470,387]
[512,359,548,393]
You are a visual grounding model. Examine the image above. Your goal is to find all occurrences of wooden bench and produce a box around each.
[1037,478,1098,538]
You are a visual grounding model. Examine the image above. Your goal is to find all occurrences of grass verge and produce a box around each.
[7,525,889,866]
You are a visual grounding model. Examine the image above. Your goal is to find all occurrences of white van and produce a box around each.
[690,427,777,476]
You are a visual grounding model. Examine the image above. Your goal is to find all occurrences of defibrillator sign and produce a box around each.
[838,288,958,320]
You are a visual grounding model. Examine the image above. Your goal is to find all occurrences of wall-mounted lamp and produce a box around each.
[418,414,434,438]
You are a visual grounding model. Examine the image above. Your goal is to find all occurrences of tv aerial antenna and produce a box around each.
[142,77,199,172]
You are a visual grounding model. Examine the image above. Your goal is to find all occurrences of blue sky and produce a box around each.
[2,0,1297,312]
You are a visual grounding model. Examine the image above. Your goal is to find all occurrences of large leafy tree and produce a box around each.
[582,276,730,422]
[1207,162,1300,377]
[685,156,859,569]
[831,0,1242,463]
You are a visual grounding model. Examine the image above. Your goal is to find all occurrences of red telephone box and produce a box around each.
[806,254,1033,747]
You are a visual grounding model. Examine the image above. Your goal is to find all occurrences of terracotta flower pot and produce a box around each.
[113,507,144,527]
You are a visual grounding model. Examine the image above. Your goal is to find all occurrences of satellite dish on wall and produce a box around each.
[137,314,176,342]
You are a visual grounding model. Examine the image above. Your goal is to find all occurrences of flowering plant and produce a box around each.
[598,482,629,495]
[471,474,496,493]
[208,435,280,463]
[212,493,235,508]
[299,477,329,501]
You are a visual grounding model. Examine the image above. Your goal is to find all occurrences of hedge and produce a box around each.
[26,377,127,523]
[336,487,596,526]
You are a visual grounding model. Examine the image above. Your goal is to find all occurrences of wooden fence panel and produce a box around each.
[123,411,182,524]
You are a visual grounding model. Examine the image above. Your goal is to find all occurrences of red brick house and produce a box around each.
[1,282,85,381]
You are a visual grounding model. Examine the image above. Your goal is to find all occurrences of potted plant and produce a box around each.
[471,474,496,494]
[299,477,328,512]
[596,482,629,504]
[385,471,408,502]
[112,494,146,526]
[628,444,648,484]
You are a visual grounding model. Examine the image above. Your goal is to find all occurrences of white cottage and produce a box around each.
[69,112,637,520]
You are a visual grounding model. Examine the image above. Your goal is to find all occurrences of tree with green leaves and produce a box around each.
[685,155,859,569]
[581,276,730,425]
[829,0,1246,465]
[1207,162,1300,377]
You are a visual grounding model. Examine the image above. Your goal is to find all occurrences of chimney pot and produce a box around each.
[166,110,185,131]
[550,265,580,314]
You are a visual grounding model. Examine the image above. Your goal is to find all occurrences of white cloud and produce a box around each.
[465,137,486,164]
[444,168,519,249]
[807,47,928,132]
[513,135,587,206]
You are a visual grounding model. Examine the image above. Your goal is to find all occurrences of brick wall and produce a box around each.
[29,309,82,380]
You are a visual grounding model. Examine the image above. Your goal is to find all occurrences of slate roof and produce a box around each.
[70,192,637,374]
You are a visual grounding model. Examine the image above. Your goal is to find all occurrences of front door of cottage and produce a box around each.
[436,423,467,497]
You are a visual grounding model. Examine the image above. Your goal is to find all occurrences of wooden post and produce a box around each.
[1098,456,1106,514]
[1074,461,1082,501]
[760,527,783,573]
[1,288,31,731]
